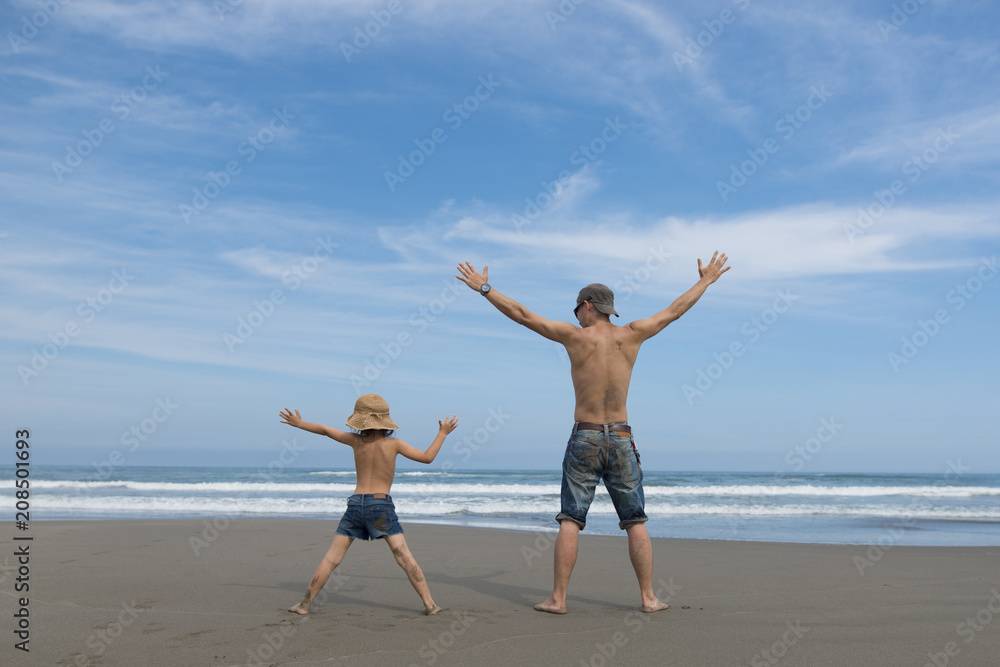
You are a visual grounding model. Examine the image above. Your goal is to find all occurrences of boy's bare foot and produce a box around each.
[287,603,310,615]
[641,600,670,613]
[424,605,443,615]
[533,597,567,615]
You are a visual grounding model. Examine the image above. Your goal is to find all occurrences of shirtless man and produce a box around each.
[280,394,458,615]
[456,251,730,614]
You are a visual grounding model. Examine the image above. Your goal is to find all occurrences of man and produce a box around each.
[456,251,730,614]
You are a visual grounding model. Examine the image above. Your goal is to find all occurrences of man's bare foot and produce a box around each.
[534,598,567,615]
[424,605,443,616]
[641,600,670,613]
[287,603,310,615]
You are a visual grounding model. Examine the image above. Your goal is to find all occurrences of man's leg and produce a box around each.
[384,533,442,615]
[625,523,669,613]
[288,533,354,614]
[534,519,581,614]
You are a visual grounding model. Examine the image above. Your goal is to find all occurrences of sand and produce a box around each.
[3,519,998,666]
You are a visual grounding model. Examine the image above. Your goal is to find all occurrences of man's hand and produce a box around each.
[456,261,488,292]
[279,408,303,428]
[698,251,731,284]
[438,415,459,435]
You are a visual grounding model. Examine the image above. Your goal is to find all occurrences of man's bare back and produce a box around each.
[563,320,641,423]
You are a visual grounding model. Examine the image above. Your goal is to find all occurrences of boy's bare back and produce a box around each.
[349,432,406,495]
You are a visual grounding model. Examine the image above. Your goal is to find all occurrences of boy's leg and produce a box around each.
[534,518,580,614]
[384,533,442,615]
[288,534,353,615]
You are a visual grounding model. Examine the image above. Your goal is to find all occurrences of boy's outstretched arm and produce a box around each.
[396,416,459,464]
[279,408,355,445]
[628,251,731,341]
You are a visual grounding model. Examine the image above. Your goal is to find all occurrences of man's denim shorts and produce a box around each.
[335,494,403,541]
[556,423,647,531]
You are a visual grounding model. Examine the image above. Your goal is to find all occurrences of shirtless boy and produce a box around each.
[457,251,730,614]
[280,394,458,615]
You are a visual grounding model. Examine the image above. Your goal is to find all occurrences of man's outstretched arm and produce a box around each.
[628,251,731,341]
[456,261,576,343]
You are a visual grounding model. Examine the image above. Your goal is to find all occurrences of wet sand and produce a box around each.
[5,519,998,666]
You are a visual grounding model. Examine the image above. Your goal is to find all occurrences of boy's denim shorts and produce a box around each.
[556,423,647,531]
[335,494,403,541]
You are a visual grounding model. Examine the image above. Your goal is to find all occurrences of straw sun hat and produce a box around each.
[345,393,399,431]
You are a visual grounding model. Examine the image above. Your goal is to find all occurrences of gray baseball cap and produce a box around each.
[576,283,619,317]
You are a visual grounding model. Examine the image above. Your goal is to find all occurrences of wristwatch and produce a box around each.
[479,283,491,296]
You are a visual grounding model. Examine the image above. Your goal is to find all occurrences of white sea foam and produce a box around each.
[30,480,1000,498]
[643,485,1000,498]
[29,495,1000,521]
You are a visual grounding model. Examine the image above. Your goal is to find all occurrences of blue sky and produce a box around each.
[3,0,998,474]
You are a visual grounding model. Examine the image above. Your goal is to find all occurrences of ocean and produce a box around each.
[10,466,1000,546]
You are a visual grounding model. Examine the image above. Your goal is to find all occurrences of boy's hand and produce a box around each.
[438,415,459,435]
[456,262,488,291]
[279,408,303,428]
[698,251,731,284]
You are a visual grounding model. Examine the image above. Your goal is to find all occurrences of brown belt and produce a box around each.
[574,422,631,434]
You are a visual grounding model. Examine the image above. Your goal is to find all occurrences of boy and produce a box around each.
[280,393,458,615]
